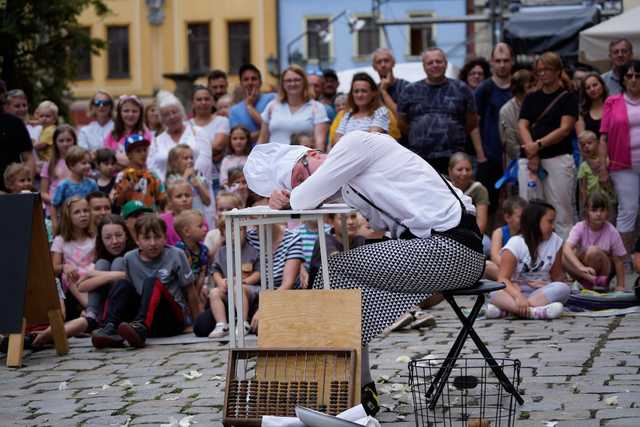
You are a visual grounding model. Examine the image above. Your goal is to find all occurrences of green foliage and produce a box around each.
[0,0,109,120]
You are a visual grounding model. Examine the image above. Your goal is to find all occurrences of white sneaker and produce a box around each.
[528,302,564,320]
[485,304,507,319]
[208,322,229,338]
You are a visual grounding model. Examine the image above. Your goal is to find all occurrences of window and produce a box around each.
[409,13,435,56]
[228,21,251,74]
[306,18,330,63]
[188,23,210,73]
[356,17,379,57]
[107,26,130,78]
[74,27,92,80]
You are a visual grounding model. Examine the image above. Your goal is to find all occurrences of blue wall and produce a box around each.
[278,0,467,73]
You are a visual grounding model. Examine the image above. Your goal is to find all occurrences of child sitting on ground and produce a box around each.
[94,148,117,197]
[52,146,98,227]
[174,209,209,309]
[3,163,33,193]
[204,191,244,261]
[121,200,152,238]
[113,133,166,211]
[166,144,213,225]
[51,196,95,320]
[563,192,626,292]
[195,218,260,339]
[485,196,527,279]
[160,177,197,246]
[99,214,200,348]
[577,130,616,215]
[36,214,136,349]
[489,200,571,320]
[291,132,314,148]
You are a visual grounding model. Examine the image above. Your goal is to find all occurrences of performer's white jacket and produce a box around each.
[290,131,476,239]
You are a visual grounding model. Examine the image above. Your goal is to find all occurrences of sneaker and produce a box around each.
[485,304,507,319]
[528,302,564,320]
[91,323,124,349]
[208,323,229,339]
[117,321,148,348]
[361,382,380,416]
[235,321,252,336]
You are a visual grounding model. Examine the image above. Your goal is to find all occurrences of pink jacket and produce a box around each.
[601,94,631,171]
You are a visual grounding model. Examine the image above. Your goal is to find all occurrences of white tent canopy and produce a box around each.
[336,62,459,93]
[579,7,640,69]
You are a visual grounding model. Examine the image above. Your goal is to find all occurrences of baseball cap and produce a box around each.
[124,133,151,153]
[121,200,153,219]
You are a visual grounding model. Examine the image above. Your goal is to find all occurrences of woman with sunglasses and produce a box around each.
[78,91,114,153]
[599,59,640,255]
[105,95,152,167]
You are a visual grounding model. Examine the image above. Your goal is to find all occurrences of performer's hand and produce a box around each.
[268,189,290,210]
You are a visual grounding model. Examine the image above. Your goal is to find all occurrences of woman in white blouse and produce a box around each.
[257,65,329,149]
[189,85,229,157]
[334,72,390,145]
[148,91,211,183]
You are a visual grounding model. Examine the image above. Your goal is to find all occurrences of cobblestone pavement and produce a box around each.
[2,297,640,426]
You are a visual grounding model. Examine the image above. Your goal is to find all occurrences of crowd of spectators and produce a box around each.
[1,37,640,350]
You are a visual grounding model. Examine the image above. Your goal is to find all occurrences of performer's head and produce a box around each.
[243,144,327,197]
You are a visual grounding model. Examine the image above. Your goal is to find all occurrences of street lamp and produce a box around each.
[286,10,366,65]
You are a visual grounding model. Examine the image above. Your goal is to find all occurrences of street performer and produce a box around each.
[243,130,485,413]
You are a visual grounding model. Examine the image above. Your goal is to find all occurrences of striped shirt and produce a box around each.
[246,228,305,289]
[296,223,332,268]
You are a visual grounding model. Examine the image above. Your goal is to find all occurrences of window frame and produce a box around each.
[304,16,332,65]
[227,20,252,75]
[406,11,437,60]
[74,26,93,81]
[352,15,382,61]
[187,22,211,73]
[106,25,130,79]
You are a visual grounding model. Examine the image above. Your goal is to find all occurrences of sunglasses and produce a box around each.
[625,72,640,80]
[94,99,113,107]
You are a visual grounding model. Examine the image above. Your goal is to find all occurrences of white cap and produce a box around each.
[243,144,311,197]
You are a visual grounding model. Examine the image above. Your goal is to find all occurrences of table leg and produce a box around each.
[258,224,267,291]
[225,217,236,347]
[340,214,349,250]
[265,224,274,288]
[233,219,245,346]
[316,216,330,290]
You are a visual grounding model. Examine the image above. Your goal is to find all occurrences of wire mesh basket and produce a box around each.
[223,348,357,426]
[409,357,521,427]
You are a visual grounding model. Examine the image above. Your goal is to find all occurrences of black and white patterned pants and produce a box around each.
[313,235,486,345]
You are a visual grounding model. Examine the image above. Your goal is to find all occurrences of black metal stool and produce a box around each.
[425,280,525,409]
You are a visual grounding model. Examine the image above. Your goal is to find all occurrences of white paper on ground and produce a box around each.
[261,405,380,427]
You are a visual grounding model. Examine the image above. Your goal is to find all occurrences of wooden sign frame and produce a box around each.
[0,193,68,367]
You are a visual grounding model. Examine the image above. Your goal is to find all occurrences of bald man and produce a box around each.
[474,43,515,211]
[372,48,410,119]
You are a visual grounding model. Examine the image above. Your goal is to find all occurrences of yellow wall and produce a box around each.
[72,0,278,100]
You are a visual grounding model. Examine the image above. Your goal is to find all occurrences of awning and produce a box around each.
[503,6,600,58]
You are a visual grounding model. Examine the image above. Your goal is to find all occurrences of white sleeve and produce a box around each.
[147,135,162,178]
[290,130,375,209]
[312,100,329,124]
[217,116,230,135]
[77,126,90,150]
[194,132,212,181]
[500,235,527,261]
[261,100,276,124]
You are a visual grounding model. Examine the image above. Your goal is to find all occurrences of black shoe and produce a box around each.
[92,323,125,349]
[117,321,147,348]
[361,381,380,416]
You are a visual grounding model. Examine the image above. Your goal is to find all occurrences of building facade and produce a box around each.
[278,0,467,74]
[72,0,278,101]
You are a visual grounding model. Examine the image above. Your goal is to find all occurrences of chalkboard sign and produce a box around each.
[0,193,67,367]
